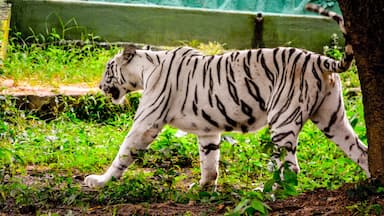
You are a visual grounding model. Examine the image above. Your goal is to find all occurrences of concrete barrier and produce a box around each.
[8,0,342,52]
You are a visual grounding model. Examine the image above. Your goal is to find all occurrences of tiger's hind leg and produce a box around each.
[197,134,221,189]
[269,125,301,175]
[310,91,370,177]
[84,123,162,187]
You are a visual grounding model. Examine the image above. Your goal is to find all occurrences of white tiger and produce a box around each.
[84,4,370,188]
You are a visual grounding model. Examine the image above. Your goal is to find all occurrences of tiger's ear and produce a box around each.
[123,44,137,62]
[142,45,151,50]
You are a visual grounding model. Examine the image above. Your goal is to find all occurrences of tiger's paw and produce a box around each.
[188,182,217,192]
[199,180,218,192]
[84,174,108,188]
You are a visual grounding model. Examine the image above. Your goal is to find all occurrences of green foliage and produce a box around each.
[98,173,163,204]
[345,183,384,216]
[263,163,298,199]
[229,191,270,216]
[137,127,197,169]
[4,32,228,88]
[324,33,344,60]
[60,92,140,123]
[347,201,383,216]
[0,175,86,213]
[3,29,118,87]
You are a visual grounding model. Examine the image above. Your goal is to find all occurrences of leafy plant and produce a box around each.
[263,163,298,199]
[98,173,162,204]
[323,33,344,60]
[347,201,383,216]
[4,29,119,87]
[229,191,270,215]
[60,92,140,123]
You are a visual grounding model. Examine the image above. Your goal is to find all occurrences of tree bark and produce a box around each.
[337,0,384,183]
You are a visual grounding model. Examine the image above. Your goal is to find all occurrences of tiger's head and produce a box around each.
[99,45,143,104]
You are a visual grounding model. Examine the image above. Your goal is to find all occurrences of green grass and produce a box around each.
[0,33,370,214]
[1,32,228,87]
[1,32,120,87]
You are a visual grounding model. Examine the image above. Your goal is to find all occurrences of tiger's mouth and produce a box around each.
[108,86,120,100]
[101,85,121,100]
[100,85,127,104]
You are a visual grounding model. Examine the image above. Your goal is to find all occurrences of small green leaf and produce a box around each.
[251,199,266,214]
[263,179,275,193]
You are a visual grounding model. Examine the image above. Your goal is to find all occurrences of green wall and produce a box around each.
[8,0,342,52]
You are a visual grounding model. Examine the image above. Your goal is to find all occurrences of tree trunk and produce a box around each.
[337,0,384,183]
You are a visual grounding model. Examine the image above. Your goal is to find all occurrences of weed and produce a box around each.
[3,30,119,87]
[141,127,197,169]
[263,163,298,199]
[60,92,140,123]
[228,191,270,216]
[347,201,384,216]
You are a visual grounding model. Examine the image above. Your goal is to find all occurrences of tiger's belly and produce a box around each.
[168,109,268,136]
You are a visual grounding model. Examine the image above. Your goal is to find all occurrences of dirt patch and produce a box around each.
[268,182,384,215]
[0,79,98,96]
[36,202,218,216]
[89,183,382,215]
[115,202,217,215]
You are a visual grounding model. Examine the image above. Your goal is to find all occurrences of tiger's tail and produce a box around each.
[305,3,353,71]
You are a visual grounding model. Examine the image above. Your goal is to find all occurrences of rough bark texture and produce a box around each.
[337,0,384,182]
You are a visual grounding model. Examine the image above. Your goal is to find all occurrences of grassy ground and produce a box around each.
[0,34,374,215]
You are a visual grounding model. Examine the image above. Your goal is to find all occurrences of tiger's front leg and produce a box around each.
[84,124,161,188]
[197,134,221,189]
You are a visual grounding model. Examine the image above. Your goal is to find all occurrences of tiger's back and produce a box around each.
[151,47,342,137]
